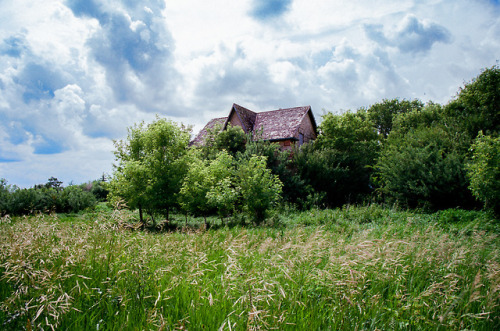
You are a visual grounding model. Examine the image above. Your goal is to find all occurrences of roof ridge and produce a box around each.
[233,103,256,114]
[257,106,311,114]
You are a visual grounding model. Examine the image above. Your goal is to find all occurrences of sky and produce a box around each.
[0,0,499,188]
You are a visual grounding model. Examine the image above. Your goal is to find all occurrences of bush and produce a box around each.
[375,125,473,210]
[467,133,500,214]
[238,155,283,224]
[59,186,97,213]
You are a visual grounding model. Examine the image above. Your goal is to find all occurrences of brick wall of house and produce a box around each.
[295,112,317,144]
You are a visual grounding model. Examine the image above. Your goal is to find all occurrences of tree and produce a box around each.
[214,125,247,157]
[110,116,191,223]
[206,151,239,221]
[296,111,379,207]
[238,155,283,224]
[467,132,500,214]
[58,185,97,213]
[364,98,424,138]
[178,151,213,225]
[199,124,247,160]
[179,150,240,225]
[0,179,11,215]
[374,126,472,209]
[46,177,63,191]
[445,65,500,138]
[240,138,309,205]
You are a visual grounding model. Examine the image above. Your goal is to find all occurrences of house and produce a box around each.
[191,103,317,150]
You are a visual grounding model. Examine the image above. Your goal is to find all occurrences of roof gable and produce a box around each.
[224,104,257,133]
[191,104,317,146]
[190,117,227,146]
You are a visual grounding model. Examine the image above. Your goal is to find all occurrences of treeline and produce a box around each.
[109,66,499,224]
[0,177,108,215]
[1,66,498,221]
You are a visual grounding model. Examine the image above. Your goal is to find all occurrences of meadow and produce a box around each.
[0,205,498,330]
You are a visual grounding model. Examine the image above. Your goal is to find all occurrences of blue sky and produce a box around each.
[0,0,499,188]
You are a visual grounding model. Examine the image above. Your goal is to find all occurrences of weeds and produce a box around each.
[0,207,498,330]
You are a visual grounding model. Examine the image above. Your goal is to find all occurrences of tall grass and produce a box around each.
[0,206,498,330]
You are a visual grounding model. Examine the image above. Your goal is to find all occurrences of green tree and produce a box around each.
[199,124,247,160]
[214,125,247,156]
[206,151,239,221]
[445,65,500,137]
[110,116,191,223]
[240,139,308,205]
[296,111,379,207]
[374,126,472,209]
[238,155,283,224]
[0,179,10,215]
[391,102,445,136]
[467,132,500,214]
[178,151,213,225]
[180,150,240,225]
[58,185,97,213]
[364,98,424,138]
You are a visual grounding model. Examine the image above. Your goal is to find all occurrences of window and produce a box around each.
[299,133,304,146]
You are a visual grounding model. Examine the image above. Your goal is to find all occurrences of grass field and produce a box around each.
[0,205,499,330]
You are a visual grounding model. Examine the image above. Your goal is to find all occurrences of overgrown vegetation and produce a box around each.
[2,65,498,220]
[0,207,498,330]
[0,66,499,330]
[0,177,107,216]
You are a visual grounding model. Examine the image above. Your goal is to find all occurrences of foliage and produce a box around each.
[205,151,239,219]
[179,150,241,224]
[110,116,191,221]
[467,132,500,214]
[0,179,97,216]
[200,123,247,160]
[240,139,309,205]
[80,180,109,202]
[364,98,424,138]
[375,125,472,209]
[296,111,379,207]
[445,65,500,137]
[238,155,283,224]
[58,186,98,213]
[178,151,213,221]
[214,124,247,156]
[391,102,446,136]
[0,179,11,215]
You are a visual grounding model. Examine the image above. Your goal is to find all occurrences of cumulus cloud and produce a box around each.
[66,0,177,112]
[0,0,499,187]
[365,14,452,54]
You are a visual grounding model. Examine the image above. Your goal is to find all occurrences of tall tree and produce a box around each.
[238,155,283,224]
[445,65,500,137]
[110,116,191,223]
[296,111,379,207]
[364,98,424,138]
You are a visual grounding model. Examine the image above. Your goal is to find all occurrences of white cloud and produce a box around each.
[0,0,499,187]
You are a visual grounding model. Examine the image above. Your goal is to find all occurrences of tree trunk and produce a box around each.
[139,204,144,223]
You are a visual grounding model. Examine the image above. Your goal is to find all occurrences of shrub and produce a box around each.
[467,133,500,214]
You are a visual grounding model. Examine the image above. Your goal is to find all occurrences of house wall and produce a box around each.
[228,112,245,131]
[295,112,317,144]
[277,139,295,151]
